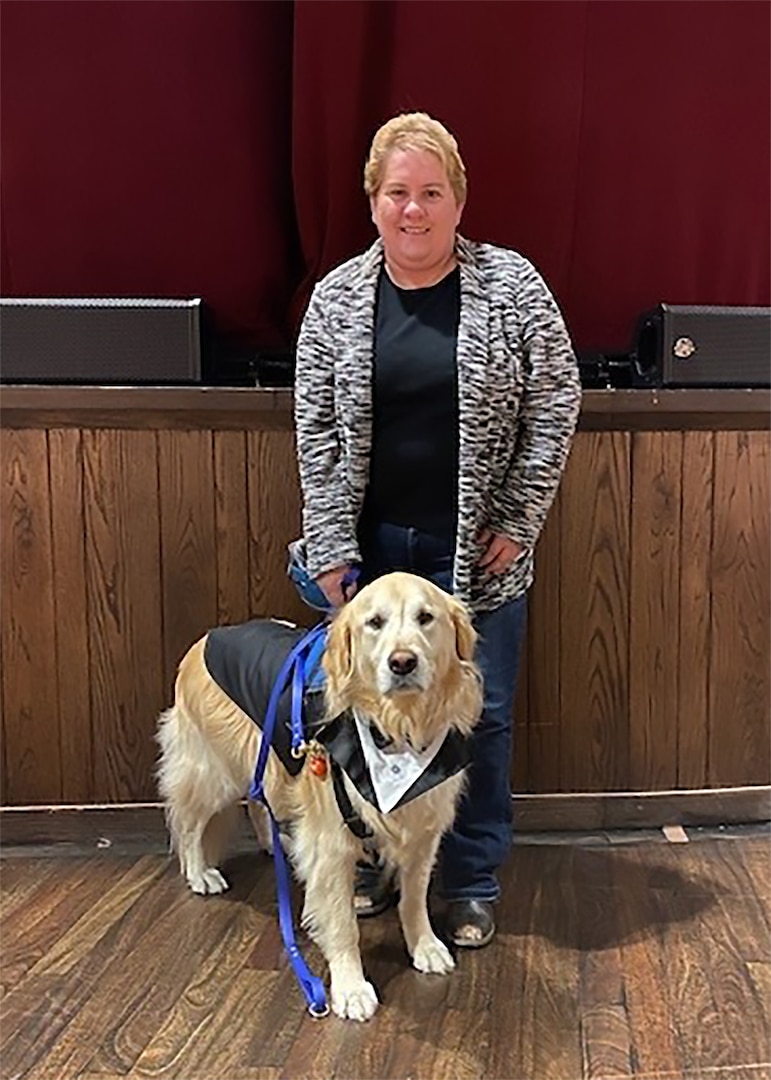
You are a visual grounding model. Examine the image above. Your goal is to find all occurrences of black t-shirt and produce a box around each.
[363,266,460,533]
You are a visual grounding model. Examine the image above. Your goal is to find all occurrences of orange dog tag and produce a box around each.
[308,751,328,780]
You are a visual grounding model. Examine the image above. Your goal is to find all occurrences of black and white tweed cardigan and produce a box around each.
[294,234,582,614]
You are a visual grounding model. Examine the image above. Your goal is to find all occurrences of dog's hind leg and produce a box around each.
[203,804,239,870]
[176,820,230,895]
[246,800,274,854]
[157,705,240,895]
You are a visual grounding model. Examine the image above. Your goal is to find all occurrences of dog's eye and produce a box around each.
[366,614,385,630]
[417,610,434,627]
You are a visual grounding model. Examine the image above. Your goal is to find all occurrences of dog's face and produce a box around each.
[324,572,478,714]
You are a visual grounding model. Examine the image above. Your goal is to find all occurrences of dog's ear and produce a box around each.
[324,604,355,698]
[449,596,477,661]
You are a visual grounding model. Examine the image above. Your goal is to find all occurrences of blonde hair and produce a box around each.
[363,111,467,204]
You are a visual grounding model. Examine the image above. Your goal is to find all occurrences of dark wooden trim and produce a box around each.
[1,385,769,431]
[513,785,771,831]
[0,804,168,853]
[580,389,771,431]
[0,385,295,431]
[1,787,768,850]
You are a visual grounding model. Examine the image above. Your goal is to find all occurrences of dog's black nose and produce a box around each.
[388,650,418,676]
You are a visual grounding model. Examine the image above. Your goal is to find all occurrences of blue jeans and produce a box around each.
[356,520,527,902]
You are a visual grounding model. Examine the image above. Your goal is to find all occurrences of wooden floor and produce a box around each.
[0,812,769,1080]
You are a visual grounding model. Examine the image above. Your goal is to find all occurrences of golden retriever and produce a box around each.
[156,571,482,1021]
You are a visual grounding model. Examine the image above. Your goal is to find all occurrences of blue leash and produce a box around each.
[248,622,329,1018]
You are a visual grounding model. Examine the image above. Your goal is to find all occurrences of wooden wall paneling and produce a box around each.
[525,489,563,793]
[559,432,631,792]
[678,432,715,787]
[709,432,771,786]
[48,429,92,803]
[158,430,218,701]
[628,432,683,791]
[0,430,62,804]
[213,431,250,627]
[0,601,5,801]
[247,430,310,626]
[83,431,165,802]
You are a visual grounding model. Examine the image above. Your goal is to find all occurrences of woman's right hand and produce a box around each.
[316,564,358,608]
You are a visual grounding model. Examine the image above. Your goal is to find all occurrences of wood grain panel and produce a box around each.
[83,431,164,802]
[214,431,250,626]
[2,418,769,807]
[678,432,715,787]
[559,433,631,791]
[0,429,61,803]
[1,602,6,801]
[247,430,310,625]
[526,489,563,792]
[158,431,218,699]
[629,432,683,790]
[48,429,93,802]
[709,432,771,786]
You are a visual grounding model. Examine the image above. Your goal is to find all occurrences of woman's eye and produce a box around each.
[367,614,385,630]
[417,611,434,627]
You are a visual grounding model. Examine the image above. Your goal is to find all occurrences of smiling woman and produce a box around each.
[292,110,581,947]
[364,114,467,291]
[369,149,464,289]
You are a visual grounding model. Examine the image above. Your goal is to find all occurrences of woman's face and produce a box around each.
[370,148,464,279]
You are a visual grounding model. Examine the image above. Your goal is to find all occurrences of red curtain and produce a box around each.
[0,0,299,346]
[291,0,770,350]
[1,0,768,355]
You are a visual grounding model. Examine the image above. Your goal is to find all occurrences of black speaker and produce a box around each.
[0,297,202,384]
[632,304,771,388]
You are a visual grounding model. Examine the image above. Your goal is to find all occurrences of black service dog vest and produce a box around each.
[203,619,470,810]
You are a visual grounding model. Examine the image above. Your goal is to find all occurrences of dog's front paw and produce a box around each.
[412,935,455,975]
[187,867,229,895]
[330,979,379,1021]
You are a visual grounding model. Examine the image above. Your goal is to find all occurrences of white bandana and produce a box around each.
[353,710,449,813]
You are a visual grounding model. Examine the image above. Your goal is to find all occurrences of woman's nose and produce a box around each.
[403,197,424,216]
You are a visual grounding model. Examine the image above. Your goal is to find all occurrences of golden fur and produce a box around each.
[156,571,482,1021]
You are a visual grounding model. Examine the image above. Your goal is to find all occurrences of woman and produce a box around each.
[293,112,581,947]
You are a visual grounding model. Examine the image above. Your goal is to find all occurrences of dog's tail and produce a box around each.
[156,704,242,852]
[155,705,186,853]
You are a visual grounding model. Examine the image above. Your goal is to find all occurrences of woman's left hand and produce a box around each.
[477,528,523,575]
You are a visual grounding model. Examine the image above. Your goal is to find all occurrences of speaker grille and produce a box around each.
[0,298,202,384]
[661,304,770,387]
